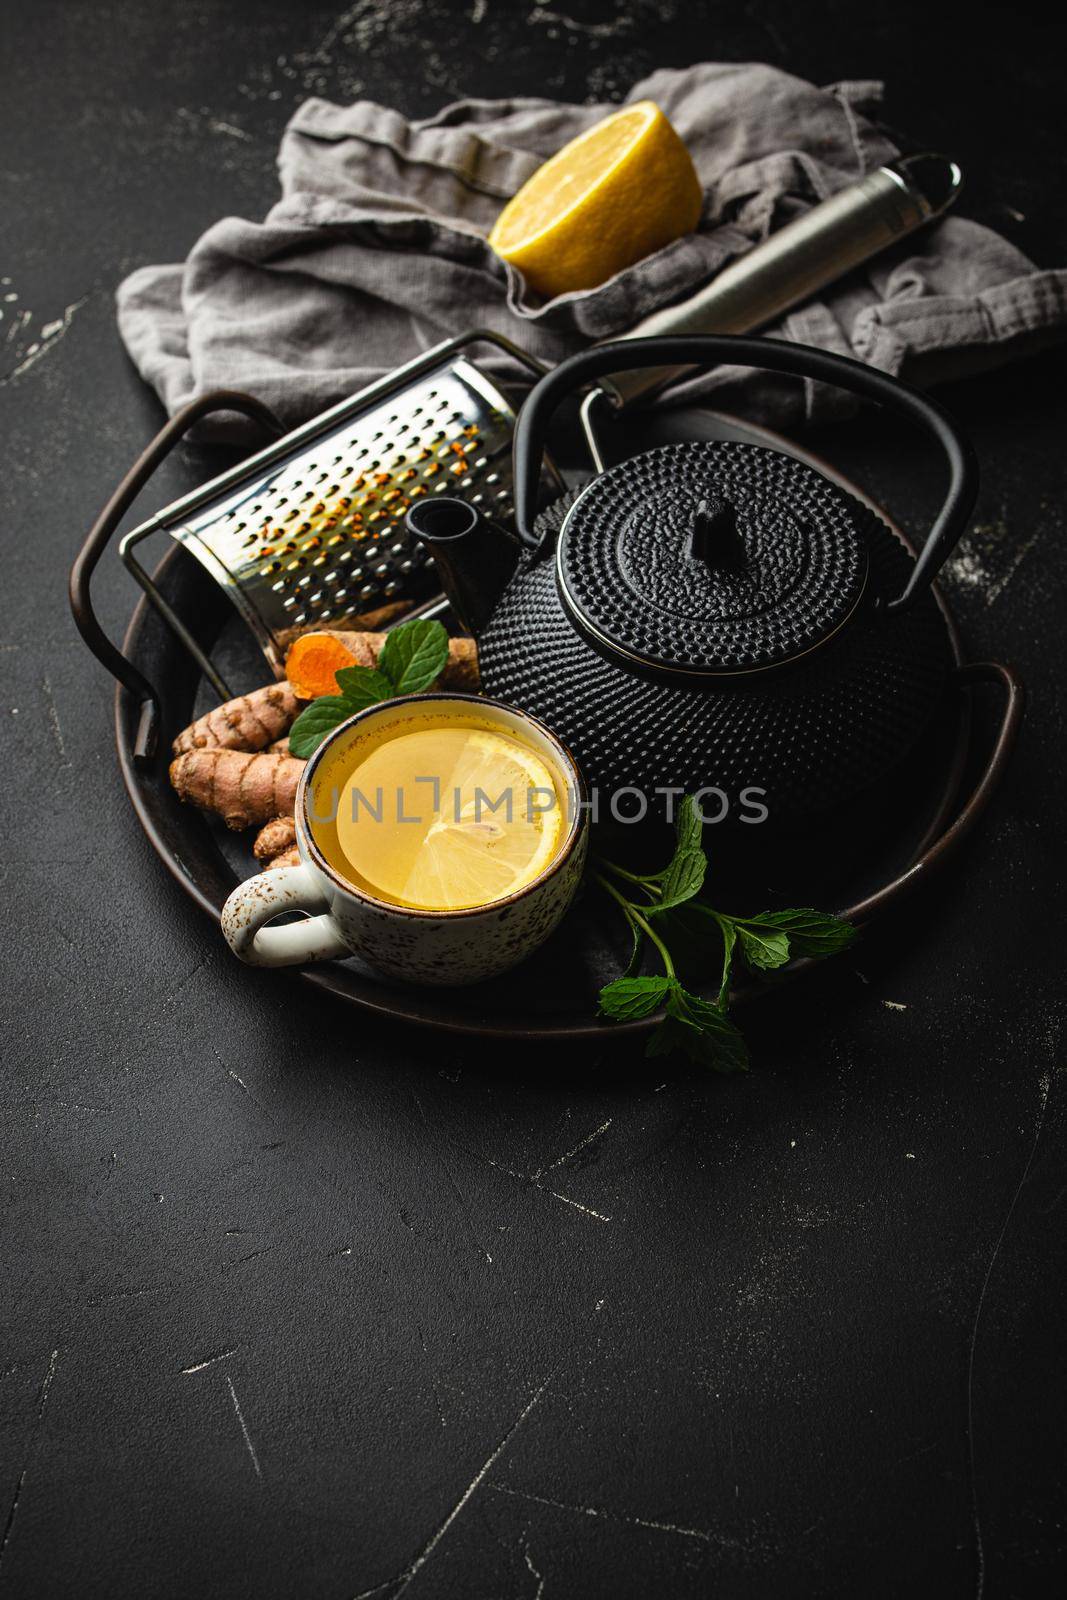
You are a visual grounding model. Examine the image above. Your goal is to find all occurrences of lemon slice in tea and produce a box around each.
[336,726,565,911]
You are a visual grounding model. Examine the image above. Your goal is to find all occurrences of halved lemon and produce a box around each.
[488,100,703,298]
[336,727,565,911]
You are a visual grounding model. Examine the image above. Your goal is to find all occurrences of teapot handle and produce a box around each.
[512,335,978,616]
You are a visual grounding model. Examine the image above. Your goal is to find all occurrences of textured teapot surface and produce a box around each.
[555,442,871,678]
[477,441,951,824]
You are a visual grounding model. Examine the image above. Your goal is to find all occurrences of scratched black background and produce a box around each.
[2,2,1066,1596]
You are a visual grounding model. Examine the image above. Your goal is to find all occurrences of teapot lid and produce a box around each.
[556,442,871,677]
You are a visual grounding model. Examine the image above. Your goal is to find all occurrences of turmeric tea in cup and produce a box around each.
[221,695,587,985]
[310,701,569,910]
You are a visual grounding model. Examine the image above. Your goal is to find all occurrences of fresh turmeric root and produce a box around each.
[172,682,299,757]
[169,749,304,830]
[169,617,479,843]
[253,815,297,861]
[285,629,479,701]
[264,846,301,872]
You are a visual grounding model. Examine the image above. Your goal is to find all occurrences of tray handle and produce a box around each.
[842,661,1024,925]
[69,391,280,762]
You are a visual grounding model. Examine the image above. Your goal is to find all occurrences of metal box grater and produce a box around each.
[119,333,547,693]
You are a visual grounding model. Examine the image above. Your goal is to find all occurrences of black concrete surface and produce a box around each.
[2,2,1065,1596]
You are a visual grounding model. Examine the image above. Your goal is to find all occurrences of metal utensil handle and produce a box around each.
[610,155,962,403]
[69,390,281,761]
[513,334,978,615]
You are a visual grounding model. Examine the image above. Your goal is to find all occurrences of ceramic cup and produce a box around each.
[220,694,588,985]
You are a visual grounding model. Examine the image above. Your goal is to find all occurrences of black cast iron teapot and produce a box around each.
[406,336,977,824]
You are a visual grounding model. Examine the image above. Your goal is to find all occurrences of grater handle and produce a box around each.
[69,390,281,762]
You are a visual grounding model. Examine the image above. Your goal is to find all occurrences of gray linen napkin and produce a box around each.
[117,63,1067,438]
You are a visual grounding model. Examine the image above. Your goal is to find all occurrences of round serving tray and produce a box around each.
[84,404,1021,1040]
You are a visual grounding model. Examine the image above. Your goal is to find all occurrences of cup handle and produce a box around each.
[221,864,351,968]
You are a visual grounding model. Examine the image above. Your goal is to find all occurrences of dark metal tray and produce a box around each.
[73,402,1022,1040]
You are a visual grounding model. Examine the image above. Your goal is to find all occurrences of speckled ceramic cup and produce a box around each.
[220,694,588,985]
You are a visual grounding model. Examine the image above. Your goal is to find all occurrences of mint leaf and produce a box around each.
[667,985,749,1073]
[671,1013,750,1074]
[378,617,450,695]
[593,798,851,1076]
[740,907,855,958]
[643,987,749,1073]
[335,664,395,711]
[651,845,706,913]
[288,696,354,760]
[666,985,721,1028]
[288,655,396,760]
[735,924,791,972]
[674,794,704,855]
[598,975,671,1021]
[647,797,707,913]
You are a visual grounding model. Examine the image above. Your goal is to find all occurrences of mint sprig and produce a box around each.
[378,622,452,693]
[288,618,451,759]
[595,797,856,1071]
